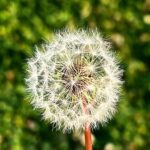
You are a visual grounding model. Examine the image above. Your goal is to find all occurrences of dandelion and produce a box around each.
[26,29,123,150]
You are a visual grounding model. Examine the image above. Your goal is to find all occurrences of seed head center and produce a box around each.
[62,58,93,95]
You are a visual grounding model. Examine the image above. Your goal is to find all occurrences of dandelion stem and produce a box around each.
[84,123,92,150]
[82,97,93,150]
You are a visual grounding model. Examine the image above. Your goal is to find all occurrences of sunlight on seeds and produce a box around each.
[26,29,123,132]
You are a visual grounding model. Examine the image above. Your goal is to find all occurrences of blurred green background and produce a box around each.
[0,0,150,150]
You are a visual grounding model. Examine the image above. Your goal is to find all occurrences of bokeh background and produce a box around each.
[0,0,150,150]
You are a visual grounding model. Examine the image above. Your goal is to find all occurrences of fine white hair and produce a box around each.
[26,29,123,132]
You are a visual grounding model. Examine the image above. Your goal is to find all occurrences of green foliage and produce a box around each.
[0,0,150,149]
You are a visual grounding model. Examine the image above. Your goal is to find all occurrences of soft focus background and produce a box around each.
[0,0,150,150]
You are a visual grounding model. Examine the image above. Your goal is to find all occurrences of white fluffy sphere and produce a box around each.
[26,29,123,132]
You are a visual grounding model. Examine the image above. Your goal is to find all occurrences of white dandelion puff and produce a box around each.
[26,29,123,132]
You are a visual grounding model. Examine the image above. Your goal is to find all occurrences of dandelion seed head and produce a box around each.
[26,29,123,132]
